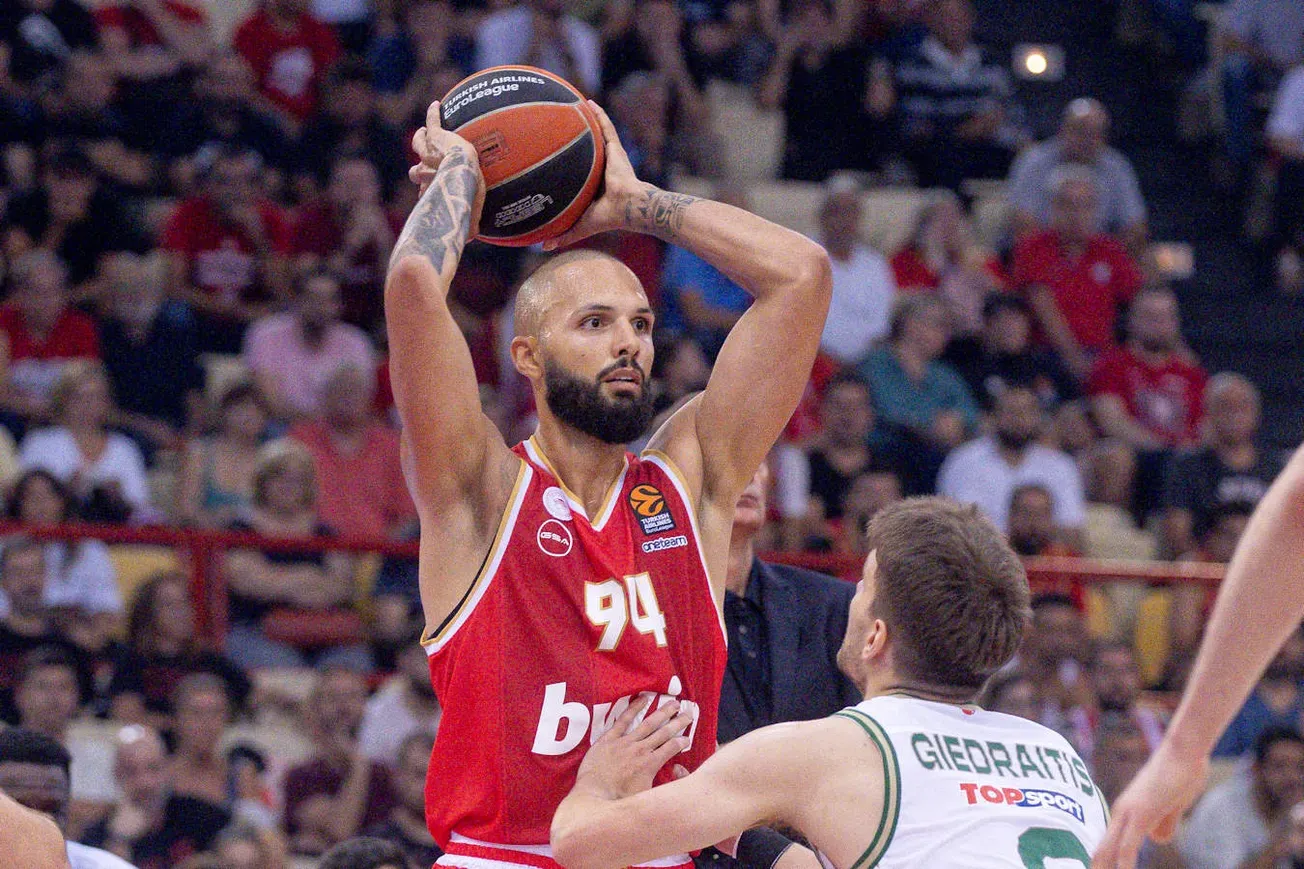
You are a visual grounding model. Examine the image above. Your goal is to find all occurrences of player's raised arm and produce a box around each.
[647,184,831,499]
[1094,442,1304,869]
[545,102,832,502]
[385,101,504,512]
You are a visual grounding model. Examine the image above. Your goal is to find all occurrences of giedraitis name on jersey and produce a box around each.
[909,731,1097,798]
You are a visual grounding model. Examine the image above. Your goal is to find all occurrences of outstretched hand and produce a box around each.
[572,696,695,802]
[1091,742,1207,868]
[409,100,486,238]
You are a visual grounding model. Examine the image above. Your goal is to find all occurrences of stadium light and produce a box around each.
[1013,44,1065,81]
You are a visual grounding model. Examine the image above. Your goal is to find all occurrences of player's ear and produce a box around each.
[511,335,543,380]
[863,618,889,662]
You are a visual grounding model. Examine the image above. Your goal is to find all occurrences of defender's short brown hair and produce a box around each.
[867,497,1031,690]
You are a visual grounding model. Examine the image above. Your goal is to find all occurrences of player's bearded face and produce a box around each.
[543,357,655,444]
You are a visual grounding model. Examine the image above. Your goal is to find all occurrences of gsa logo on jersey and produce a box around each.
[958,783,1085,823]
[537,519,574,557]
[629,485,676,535]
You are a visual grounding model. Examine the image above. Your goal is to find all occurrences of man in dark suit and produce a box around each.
[718,461,861,744]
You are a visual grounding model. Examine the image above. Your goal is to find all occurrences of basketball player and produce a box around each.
[385,95,831,869]
[1093,444,1304,869]
[552,498,1108,869]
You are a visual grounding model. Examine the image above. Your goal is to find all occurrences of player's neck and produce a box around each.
[864,670,977,706]
[530,422,630,516]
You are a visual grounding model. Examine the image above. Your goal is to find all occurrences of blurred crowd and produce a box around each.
[1,0,1303,866]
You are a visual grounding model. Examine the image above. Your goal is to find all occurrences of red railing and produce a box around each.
[0,522,1226,647]
[764,550,1228,587]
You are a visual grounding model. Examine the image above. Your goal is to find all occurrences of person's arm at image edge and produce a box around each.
[1094,443,1304,867]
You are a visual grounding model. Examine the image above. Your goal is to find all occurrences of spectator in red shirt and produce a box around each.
[233,0,341,132]
[1089,285,1207,452]
[162,147,291,353]
[890,192,1007,339]
[1012,165,1144,382]
[0,251,100,435]
[95,0,213,86]
[291,156,398,331]
[289,364,413,540]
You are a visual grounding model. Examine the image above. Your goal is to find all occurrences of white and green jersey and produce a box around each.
[825,694,1109,869]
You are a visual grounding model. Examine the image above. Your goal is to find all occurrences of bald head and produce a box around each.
[114,725,169,809]
[1060,97,1109,163]
[514,250,646,339]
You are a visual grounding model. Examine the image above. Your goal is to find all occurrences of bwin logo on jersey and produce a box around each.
[958,783,1085,823]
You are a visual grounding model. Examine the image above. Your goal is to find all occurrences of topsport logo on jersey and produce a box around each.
[629,484,676,535]
[958,783,1085,823]
[537,519,573,557]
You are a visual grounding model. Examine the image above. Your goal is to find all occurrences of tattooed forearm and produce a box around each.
[623,183,699,241]
[390,148,481,276]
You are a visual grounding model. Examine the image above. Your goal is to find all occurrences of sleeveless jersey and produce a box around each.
[424,436,728,869]
[828,695,1108,869]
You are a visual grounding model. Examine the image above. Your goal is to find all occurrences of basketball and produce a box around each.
[440,66,605,247]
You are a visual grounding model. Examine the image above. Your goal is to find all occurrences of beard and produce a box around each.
[543,358,656,445]
[996,429,1036,451]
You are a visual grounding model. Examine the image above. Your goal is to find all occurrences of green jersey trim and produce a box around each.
[835,708,902,869]
[1097,784,1111,824]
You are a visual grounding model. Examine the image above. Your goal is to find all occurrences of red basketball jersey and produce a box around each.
[425,436,727,869]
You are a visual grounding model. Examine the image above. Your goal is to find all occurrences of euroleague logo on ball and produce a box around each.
[537,519,573,557]
[629,484,675,535]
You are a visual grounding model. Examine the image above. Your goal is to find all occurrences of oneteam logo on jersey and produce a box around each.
[537,519,573,557]
[629,484,676,535]
[641,535,688,554]
[958,783,1085,823]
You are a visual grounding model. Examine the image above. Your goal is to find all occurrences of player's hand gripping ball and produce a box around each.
[439,66,606,247]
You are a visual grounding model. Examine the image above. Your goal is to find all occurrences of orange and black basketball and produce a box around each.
[440,66,605,247]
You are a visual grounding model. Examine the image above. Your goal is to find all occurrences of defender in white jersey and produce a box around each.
[551,497,1108,869]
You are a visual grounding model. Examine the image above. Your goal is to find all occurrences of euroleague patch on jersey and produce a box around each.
[629,484,676,535]
[537,519,574,557]
[958,783,1085,823]
[641,534,688,554]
